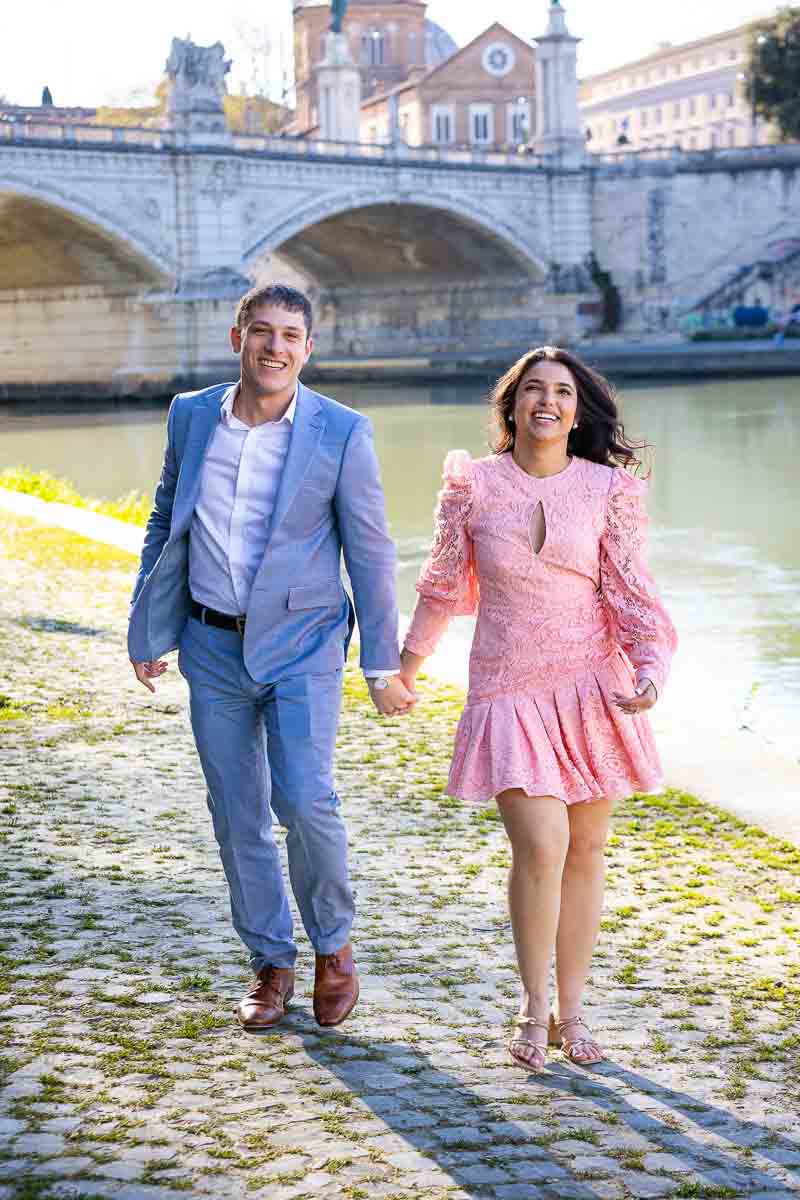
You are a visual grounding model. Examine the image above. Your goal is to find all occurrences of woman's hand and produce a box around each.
[399,647,423,697]
[612,679,657,716]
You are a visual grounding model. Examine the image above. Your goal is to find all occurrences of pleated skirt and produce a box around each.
[448,648,663,805]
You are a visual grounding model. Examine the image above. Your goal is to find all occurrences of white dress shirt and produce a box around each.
[190,385,295,616]
[189,384,393,679]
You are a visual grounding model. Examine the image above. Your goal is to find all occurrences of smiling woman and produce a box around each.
[399,343,678,1073]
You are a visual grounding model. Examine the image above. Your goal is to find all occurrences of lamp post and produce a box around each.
[515,94,529,146]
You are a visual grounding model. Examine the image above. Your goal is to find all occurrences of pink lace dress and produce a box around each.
[404,450,678,805]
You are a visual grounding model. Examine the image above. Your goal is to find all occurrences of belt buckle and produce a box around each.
[235,615,246,636]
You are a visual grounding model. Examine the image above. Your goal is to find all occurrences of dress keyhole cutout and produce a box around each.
[529,501,546,555]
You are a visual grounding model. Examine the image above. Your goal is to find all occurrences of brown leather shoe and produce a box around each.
[236,965,294,1031]
[313,942,359,1027]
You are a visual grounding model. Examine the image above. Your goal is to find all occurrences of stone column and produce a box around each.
[533,0,584,163]
[316,33,362,143]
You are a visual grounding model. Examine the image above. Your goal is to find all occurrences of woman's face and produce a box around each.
[512,359,579,447]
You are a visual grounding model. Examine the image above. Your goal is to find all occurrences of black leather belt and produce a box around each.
[190,599,246,635]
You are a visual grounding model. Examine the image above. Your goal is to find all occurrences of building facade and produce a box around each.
[291,0,457,133]
[579,24,764,153]
[358,23,534,150]
[288,0,533,151]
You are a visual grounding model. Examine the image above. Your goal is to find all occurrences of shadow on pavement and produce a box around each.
[302,1032,799,1199]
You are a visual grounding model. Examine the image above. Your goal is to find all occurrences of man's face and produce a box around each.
[231,303,312,396]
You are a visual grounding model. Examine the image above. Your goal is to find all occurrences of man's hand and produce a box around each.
[612,679,657,716]
[367,675,417,717]
[131,658,169,694]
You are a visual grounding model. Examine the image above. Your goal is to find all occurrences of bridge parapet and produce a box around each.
[0,119,552,171]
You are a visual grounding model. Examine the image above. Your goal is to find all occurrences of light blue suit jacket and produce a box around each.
[128,381,400,681]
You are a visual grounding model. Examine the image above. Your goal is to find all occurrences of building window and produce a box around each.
[469,103,494,145]
[641,110,649,129]
[689,135,697,149]
[361,30,385,66]
[673,101,681,118]
[431,104,454,145]
[709,93,717,110]
[655,106,662,125]
[728,127,737,146]
[710,131,718,148]
[507,100,530,144]
[407,31,417,65]
[729,48,738,60]
[689,97,697,116]
[726,92,734,107]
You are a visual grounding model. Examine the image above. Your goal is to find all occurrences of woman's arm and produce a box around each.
[401,450,478,683]
[599,468,678,703]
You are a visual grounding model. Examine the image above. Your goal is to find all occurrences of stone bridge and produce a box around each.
[1,28,799,397]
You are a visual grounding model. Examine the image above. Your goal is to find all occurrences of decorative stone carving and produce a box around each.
[201,160,243,207]
[165,37,231,143]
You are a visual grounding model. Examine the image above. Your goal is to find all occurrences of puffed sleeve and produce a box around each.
[599,468,678,697]
[403,450,479,657]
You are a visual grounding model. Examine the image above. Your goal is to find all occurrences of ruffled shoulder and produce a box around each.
[442,448,473,485]
[608,466,648,502]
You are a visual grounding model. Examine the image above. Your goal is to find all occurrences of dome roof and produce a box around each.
[424,18,458,67]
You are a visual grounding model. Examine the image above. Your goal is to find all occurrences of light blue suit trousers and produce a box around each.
[179,618,351,969]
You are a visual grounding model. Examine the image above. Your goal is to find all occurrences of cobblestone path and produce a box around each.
[2,512,800,1200]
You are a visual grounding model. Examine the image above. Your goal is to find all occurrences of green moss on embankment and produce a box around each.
[0,467,150,527]
[0,513,138,570]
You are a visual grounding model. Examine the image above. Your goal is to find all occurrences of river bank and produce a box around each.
[3,339,800,405]
[3,506,800,1199]
[304,338,800,387]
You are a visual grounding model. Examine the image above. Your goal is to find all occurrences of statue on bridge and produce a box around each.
[330,0,348,34]
[166,37,231,97]
[165,36,232,139]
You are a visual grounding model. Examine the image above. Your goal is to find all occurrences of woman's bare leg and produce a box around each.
[497,790,570,1064]
[554,798,613,1062]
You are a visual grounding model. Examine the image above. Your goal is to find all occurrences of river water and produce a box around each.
[1,376,799,757]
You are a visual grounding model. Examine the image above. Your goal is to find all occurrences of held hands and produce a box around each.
[367,674,417,717]
[131,658,169,693]
[612,678,657,716]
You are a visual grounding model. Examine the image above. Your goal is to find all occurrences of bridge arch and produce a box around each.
[0,177,174,290]
[244,187,547,284]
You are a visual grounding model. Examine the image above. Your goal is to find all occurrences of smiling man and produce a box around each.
[128,283,413,1031]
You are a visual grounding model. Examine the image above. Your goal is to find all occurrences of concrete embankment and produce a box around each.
[306,339,800,386]
[1,340,799,403]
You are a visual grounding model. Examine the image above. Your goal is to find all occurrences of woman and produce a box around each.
[400,347,677,1071]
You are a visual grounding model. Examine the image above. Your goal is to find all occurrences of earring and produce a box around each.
[572,422,579,430]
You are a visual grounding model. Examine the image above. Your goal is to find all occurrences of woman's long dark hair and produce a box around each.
[489,346,647,473]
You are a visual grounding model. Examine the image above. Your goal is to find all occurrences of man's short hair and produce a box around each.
[234,284,313,337]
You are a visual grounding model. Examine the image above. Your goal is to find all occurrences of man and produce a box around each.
[129,284,414,1030]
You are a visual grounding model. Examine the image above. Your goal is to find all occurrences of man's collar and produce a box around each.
[221,384,297,427]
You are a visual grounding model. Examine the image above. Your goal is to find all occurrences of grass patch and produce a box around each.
[0,466,149,526]
[0,515,137,570]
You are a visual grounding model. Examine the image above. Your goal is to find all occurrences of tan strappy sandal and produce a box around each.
[549,1013,605,1065]
[508,1016,550,1071]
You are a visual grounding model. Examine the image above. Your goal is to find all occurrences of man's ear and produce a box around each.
[303,337,314,364]
[230,325,243,354]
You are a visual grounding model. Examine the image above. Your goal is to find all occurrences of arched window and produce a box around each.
[361,30,385,66]
[408,30,417,65]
